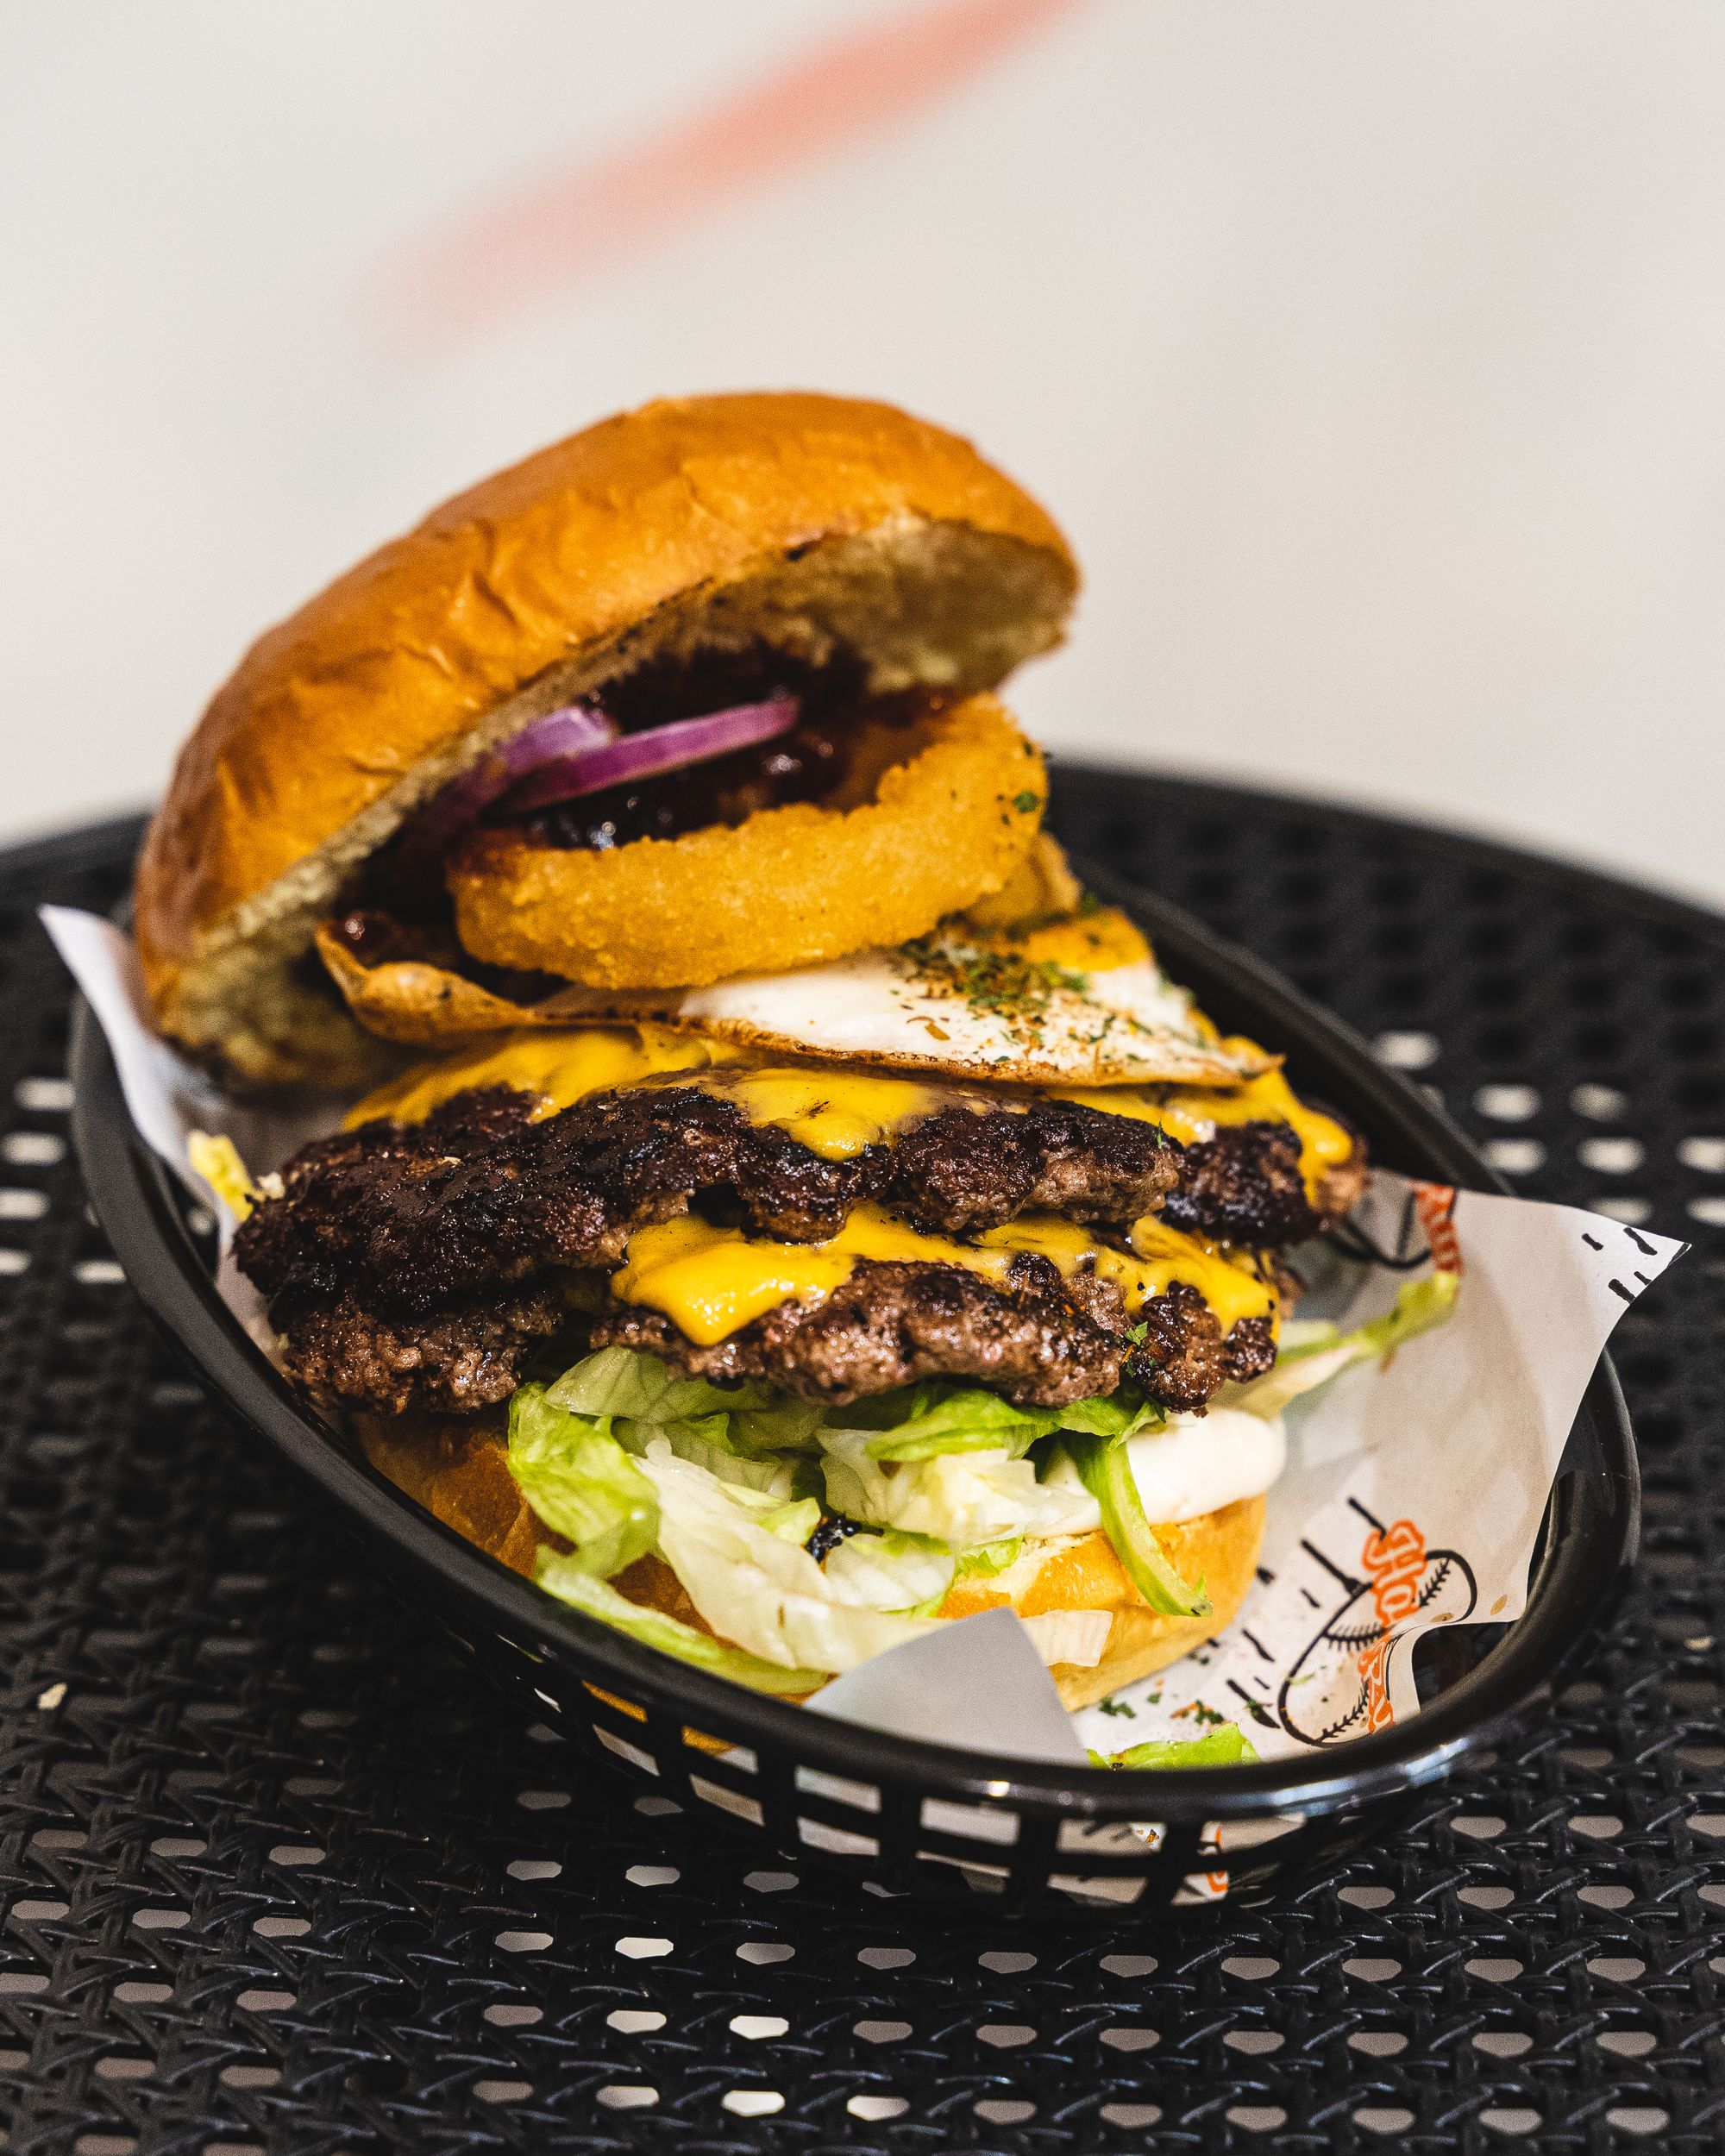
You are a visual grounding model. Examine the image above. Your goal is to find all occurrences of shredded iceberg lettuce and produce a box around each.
[1225,1271,1459,1420]
[506,1385,657,1580]
[1063,1432,1211,1619]
[1090,1724,1259,1768]
[822,1529,955,1614]
[819,1427,1101,1551]
[533,1557,825,1694]
[634,1443,940,1673]
[547,1344,824,1450]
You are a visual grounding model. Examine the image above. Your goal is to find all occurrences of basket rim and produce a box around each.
[66,844,1640,1824]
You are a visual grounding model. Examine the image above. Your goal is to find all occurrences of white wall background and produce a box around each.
[5,1,1725,902]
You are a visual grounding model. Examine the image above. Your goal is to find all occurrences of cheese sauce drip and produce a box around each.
[1056,1046,1352,1200]
[612,1202,1274,1347]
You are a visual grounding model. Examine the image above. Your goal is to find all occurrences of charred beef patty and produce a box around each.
[600,1254,1156,1411]
[235,1084,1187,1321]
[234,1081,1343,1415]
[1160,1118,1364,1247]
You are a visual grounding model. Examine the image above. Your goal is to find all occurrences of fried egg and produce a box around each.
[674,909,1269,1087]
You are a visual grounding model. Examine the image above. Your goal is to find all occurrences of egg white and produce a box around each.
[674,931,1266,1087]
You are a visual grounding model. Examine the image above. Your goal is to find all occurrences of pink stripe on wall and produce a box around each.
[393,0,1092,344]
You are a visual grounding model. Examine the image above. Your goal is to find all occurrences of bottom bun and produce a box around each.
[353,1413,1264,1711]
[939,1498,1268,1710]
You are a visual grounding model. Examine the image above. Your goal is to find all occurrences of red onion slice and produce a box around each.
[502,695,801,814]
[392,703,616,868]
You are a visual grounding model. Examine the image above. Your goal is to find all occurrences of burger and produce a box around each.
[135,392,1408,1719]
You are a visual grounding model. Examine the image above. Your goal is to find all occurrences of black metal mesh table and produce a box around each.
[2,775,1722,2155]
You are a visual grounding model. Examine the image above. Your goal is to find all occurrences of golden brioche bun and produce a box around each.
[940,1497,1267,1710]
[354,1412,1263,1715]
[135,392,1076,1090]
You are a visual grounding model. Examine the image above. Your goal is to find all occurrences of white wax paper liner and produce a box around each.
[47,908,1684,1771]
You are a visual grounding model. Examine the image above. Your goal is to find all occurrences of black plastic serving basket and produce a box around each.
[69,864,1638,1920]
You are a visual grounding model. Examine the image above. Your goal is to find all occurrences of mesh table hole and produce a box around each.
[94,2058,153,2081]
[1101,2105,1162,2130]
[608,2009,665,2034]
[1452,1814,1507,1839]
[1338,1883,1396,1909]
[743,1870,798,1895]
[482,2004,542,2028]
[219,2066,280,2090]
[1596,2031,1658,2057]
[1465,1959,1524,1983]
[721,2090,784,2117]
[1374,1031,1439,1069]
[1580,1138,1644,1173]
[1346,1958,1405,1982]
[854,2021,912,2046]
[1100,1954,1158,1977]
[235,1990,295,2012]
[977,2024,1035,2049]
[1355,2109,1415,2137]
[252,1918,310,1940]
[975,2100,1036,2126]
[1226,2107,1287,2133]
[1101,2027,1158,2053]
[857,1946,914,1970]
[1348,2032,1408,2057]
[113,1984,171,2005]
[474,2080,530,2104]
[1224,2029,1284,2055]
[1588,1957,1647,1981]
[505,1858,561,1881]
[1474,2032,1533,2058]
[978,1949,1036,1973]
[596,2085,657,2110]
[1476,1086,1539,1120]
[1221,1956,1281,1980]
[737,1941,794,1965]
[1607,2109,1671,2138]
[847,2096,908,2121]
[624,1864,679,1887]
[1459,1885,1515,1911]
[614,1936,671,1959]
[1479,2109,1541,2137]
[1580,1884,1635,1910]
[731,2015,789,2040]
[633,1796,681,1818]
[494,1930,551,1953]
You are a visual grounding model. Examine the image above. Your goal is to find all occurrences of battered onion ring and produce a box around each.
[447,694,1048,990]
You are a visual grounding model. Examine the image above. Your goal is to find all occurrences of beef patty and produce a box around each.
[235,1078,1347,1417]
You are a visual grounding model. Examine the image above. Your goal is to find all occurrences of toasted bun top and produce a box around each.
[135,392,1077,1089]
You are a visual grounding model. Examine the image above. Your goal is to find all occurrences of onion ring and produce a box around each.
[447,696,1047,991]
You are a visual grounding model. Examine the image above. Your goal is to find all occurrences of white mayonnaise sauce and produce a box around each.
[1125,1409,1287,1525]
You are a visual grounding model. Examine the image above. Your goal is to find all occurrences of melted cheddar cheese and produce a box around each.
[1054,1047,1352,1200]
[612,1202,1274,1346]
[344,1024,741,1129]
[685,1069,940,1163]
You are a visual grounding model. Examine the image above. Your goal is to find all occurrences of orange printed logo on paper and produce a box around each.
[1357,1518,1430,1732]
[1411,1182,1462,1275]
